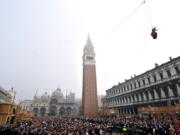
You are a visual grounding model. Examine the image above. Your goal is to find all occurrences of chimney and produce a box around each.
[169,56,172,61]
[155,63,159,67]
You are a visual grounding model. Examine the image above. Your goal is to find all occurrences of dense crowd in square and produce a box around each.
[0,114,179,135]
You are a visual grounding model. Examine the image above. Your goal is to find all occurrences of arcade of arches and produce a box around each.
[33,106,77,117]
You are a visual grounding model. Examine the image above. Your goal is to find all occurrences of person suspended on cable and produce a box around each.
[151,27,158,39]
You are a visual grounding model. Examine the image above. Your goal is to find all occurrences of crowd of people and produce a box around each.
[0,114,179,135]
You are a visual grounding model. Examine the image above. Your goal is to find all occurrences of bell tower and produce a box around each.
[82,34,98,116]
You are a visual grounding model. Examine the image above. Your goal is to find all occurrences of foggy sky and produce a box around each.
[0,0,180,102]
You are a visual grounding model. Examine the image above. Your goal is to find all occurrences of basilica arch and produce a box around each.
[49,106,57,116]
[40,107,46,116]
[33,108,39,116]
[59,107,65,116]
[72,107,77,115]
[66,107,72,116]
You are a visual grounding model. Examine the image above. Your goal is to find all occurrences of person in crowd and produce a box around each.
[0,114,178,135]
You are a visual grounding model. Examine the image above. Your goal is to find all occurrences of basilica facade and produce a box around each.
[32,88,79,117]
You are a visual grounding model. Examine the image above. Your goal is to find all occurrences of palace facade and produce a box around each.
[102,56,180,114]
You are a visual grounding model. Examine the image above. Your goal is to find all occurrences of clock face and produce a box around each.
[86,48,93,52]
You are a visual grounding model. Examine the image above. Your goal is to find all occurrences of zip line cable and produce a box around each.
[144,0,153,28]
[105,0,147,39]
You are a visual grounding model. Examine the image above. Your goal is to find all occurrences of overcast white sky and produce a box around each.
[0,0,180,102]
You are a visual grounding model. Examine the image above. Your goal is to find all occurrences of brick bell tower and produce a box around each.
[82,34,98,116]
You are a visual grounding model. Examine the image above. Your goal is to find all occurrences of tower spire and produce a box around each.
[88,32,90,39]
[82,35,98,116]
[87,33,91,43]
[85,33,94,49]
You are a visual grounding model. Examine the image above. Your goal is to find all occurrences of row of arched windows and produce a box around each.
[106,83,180,107]
[107,64,180,97]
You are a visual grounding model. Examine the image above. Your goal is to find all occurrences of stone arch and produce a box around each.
[138,93,142,102]
[130,95,133,103]
[121,97,123,103]
[40,107,46,116]
[118,98,120,104]
[114,99,116,105]
[128,96,131,103]
[168,86,174,97]
[66,107,72,115]
[116,98,118,104]
[126,96,128,103]
[135,93,138,102]
[116,98,119,104]
[59,107,65,116]
[161,88,166,98]
[119,98,122,104]
[10,116,15,124]
[124,96,126,103]
[115,98,117,105]
[150,90,155,100]
[125,96,128,103]
[123,97,126,103]
[156,88,161,98]
[12,108,16,114]
[33,108,39,116]
[140,92,144,101]
[154,89,159,99]
[6,117,10,124]
[72,107,77,115]
[167,85,175,97]
[49,106,57,116]
[148,90,153,100]
[171,84,178,97]
[143,92,147,101]
[145,91,149,101]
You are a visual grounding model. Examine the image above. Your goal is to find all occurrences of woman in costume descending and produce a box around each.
[151,27,158,39]
[107,0,159,40]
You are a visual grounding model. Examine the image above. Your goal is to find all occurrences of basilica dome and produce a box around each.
[51,88,64,100]
[41,92,50,103]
